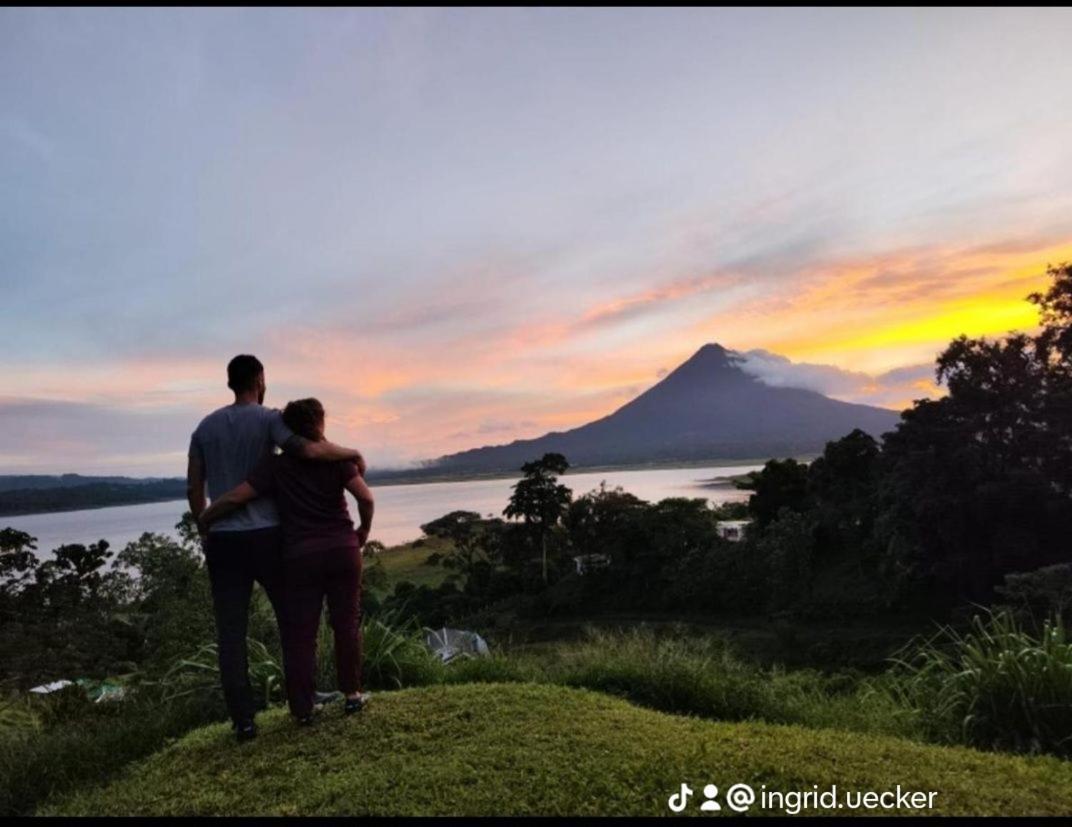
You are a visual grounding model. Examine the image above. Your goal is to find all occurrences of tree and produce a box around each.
[632,497,719,609]
[421,510,505,592]
[35,540,113,606]
[808,430,881,572]
[1028,262,1072,494]
[420,511,484,540]
[0,528,39,596]
[876,263,1072,604]
[757,508,816,612]
[565,482,647,561]
[0,529,40,654]
[1029,262,1072,366]
[111,532,213,668]
[175,511,204,555]
[742,458,810,527]
[503,453,572,585]
[2,537,136,685]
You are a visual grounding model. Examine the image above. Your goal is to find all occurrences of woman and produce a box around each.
[199,398,374,724]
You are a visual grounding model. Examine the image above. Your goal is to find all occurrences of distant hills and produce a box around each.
[406,343,901,477]
[0,474,180,493]
[0,477,186,518]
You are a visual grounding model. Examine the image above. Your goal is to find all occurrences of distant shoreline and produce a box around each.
[0,479,188,519]
[0,500,184,519]
[366,455,785,487]
[0,457,791,518]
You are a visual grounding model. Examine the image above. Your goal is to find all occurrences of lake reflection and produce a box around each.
[3,464,759,554]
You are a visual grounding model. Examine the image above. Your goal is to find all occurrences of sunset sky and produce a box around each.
[3,8,1072,475]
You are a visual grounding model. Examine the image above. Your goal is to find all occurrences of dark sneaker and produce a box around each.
[234,720,257,743]
[295,708,317,727]
[344,692,371,715]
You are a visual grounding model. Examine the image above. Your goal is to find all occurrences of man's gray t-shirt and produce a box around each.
[188,403,295,532]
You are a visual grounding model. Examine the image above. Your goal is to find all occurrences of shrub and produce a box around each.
[996,564,1072,628]
[884,609,1072,756]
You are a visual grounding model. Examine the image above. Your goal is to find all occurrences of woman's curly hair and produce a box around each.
[282,397,325,441]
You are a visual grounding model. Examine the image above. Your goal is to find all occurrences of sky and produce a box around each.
[2,8,1072,476]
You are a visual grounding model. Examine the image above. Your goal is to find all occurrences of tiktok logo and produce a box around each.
[668,783,694,813]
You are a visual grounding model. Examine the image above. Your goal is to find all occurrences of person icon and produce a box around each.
[701,784,721,812]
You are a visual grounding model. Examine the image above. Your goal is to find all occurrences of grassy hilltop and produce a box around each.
[44,683,1072,817]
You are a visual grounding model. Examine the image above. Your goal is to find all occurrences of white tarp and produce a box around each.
[28,678,125,702]
[424,627,490,663]
[29,679,73,694]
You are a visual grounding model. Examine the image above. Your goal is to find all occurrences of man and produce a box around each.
[186,354,366,742]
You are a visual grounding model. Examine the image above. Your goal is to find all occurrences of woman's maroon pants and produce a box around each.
[281,545,363,718]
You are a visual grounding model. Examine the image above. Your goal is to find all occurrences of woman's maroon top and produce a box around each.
[247,454,360,557]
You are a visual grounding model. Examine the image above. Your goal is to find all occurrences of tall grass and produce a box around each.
[884,609,1072,756]
[157,609,445,709]
[0,695,40,739]
[135,614,1072,759]
[361,609,443,689]
[314,607,443,692]
[443,620,1072,758]
[0,692,215,816]
[151,638,286,708]
[443,627,917,739]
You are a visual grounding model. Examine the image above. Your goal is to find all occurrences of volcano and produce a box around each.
[416,344,901,475]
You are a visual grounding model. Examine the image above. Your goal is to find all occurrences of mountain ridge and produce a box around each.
[415,343,900,476]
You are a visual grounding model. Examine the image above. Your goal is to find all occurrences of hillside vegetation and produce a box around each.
[44,683,1072,817]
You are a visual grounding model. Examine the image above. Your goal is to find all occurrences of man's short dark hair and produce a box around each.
[227,354,264,393]
[282,398,325,441]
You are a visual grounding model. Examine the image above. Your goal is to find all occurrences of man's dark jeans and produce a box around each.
[204,527,285,726]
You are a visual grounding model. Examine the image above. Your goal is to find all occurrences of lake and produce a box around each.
[2,463,759,554]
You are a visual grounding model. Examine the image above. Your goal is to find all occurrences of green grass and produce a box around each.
[42,682,1072,817]
[439,628,919,740]
[473,613,930,670]
[376,537,453,589]
[1,694,217,816]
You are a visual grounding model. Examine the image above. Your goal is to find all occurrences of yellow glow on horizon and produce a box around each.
[784,293,1042,370]
[701,241,1072,374]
